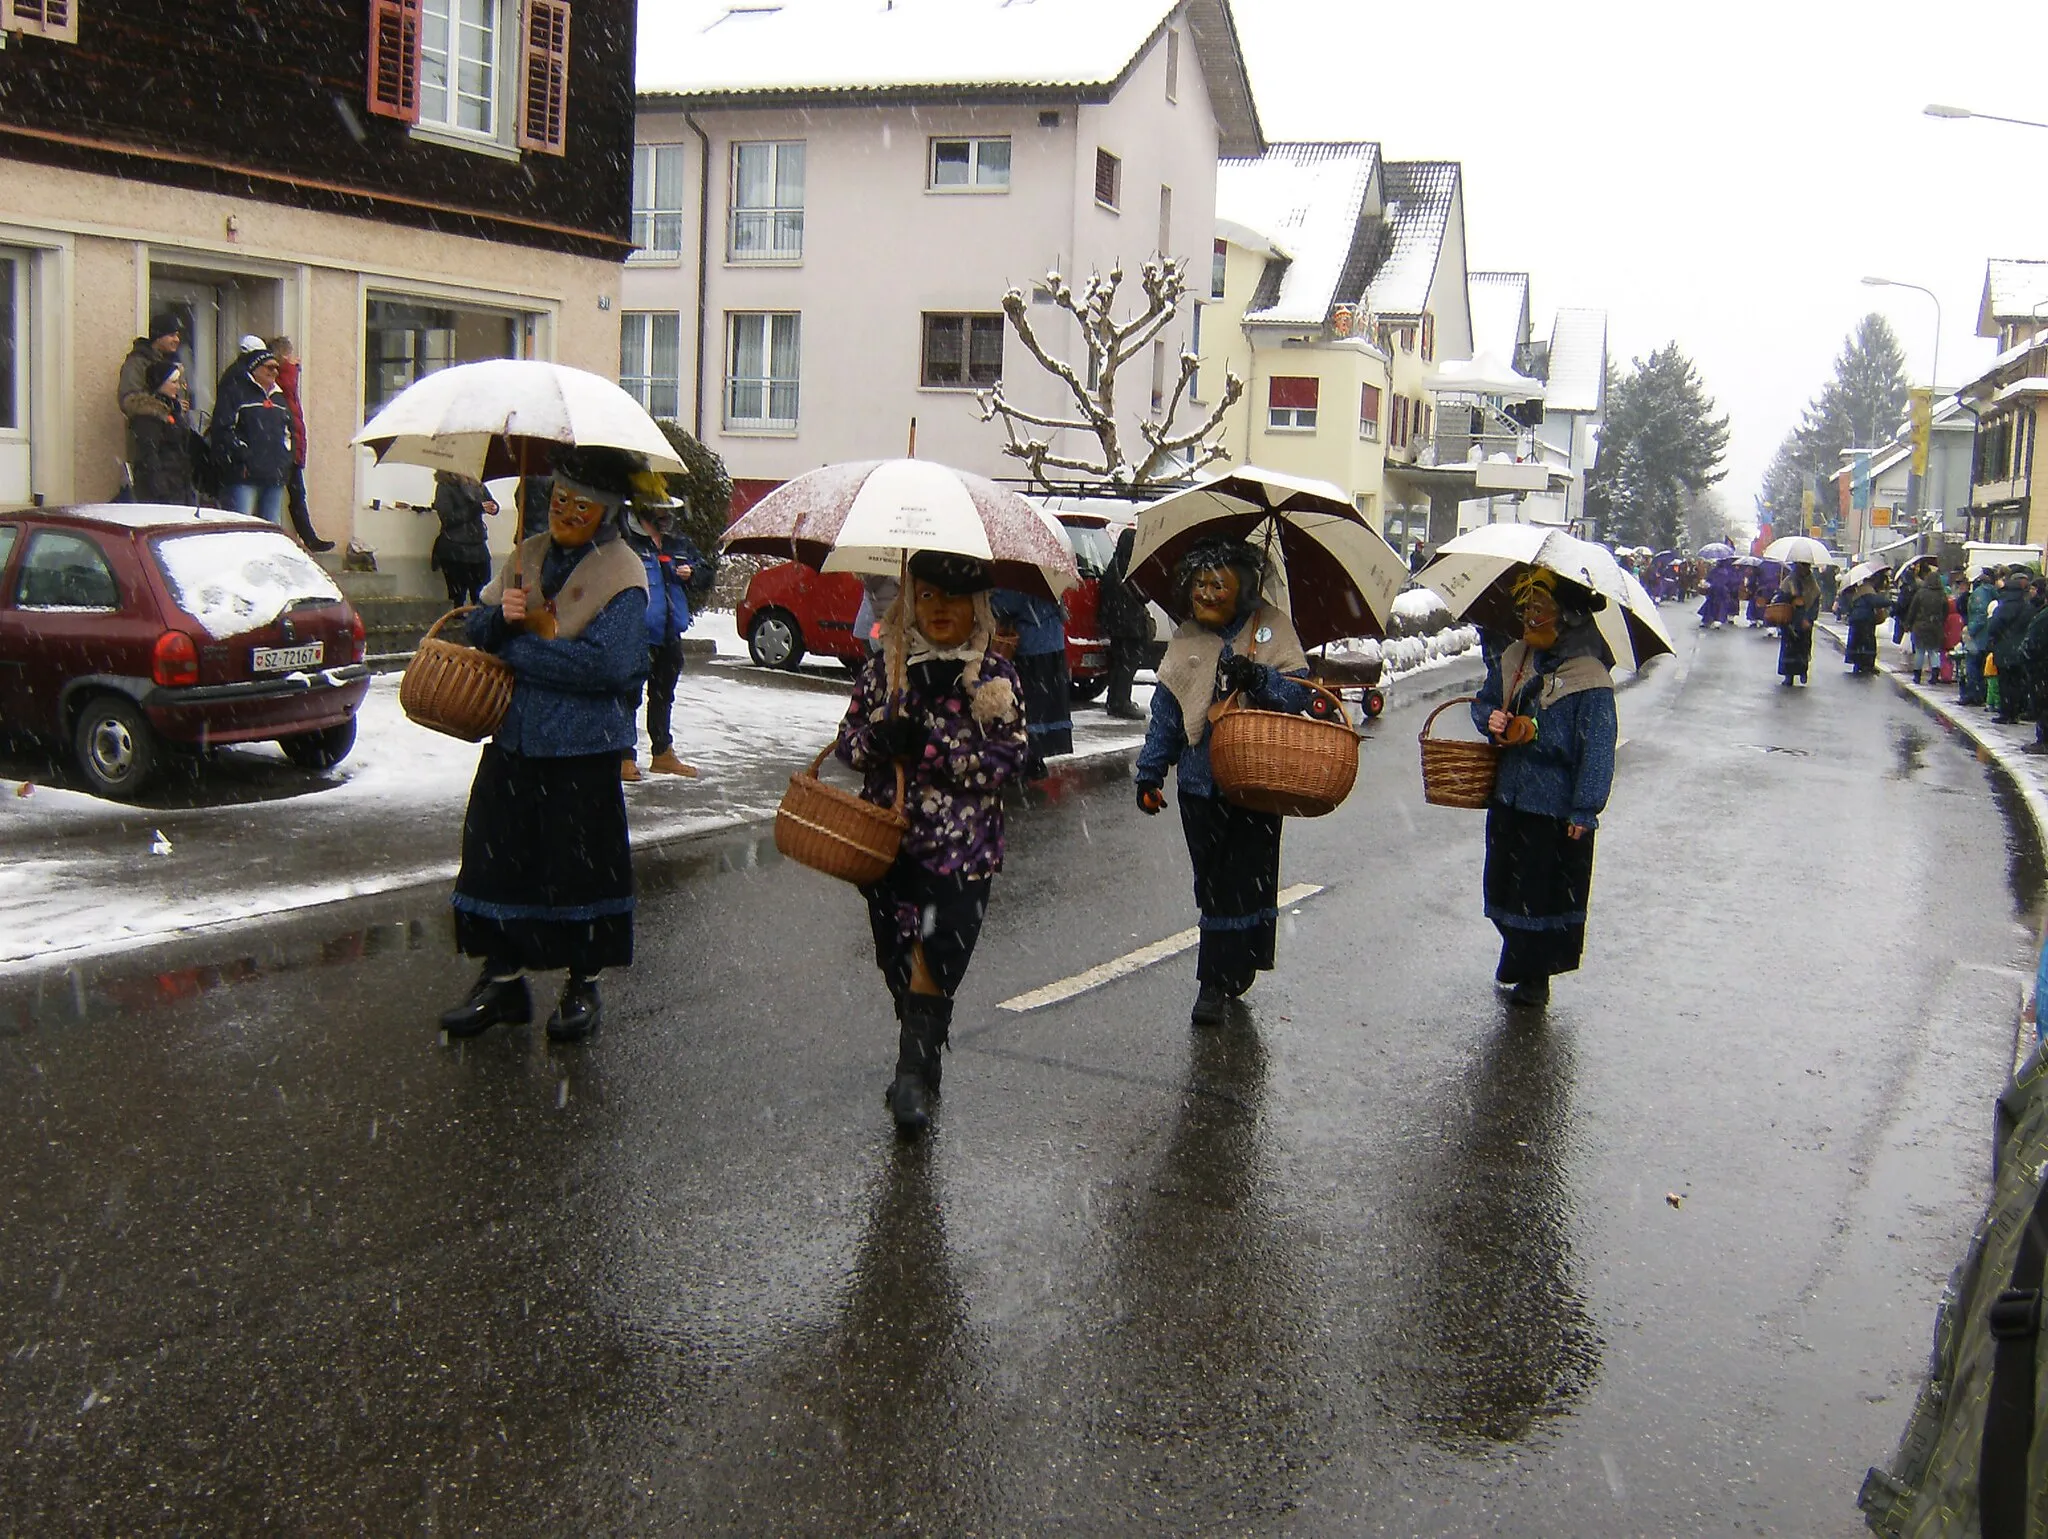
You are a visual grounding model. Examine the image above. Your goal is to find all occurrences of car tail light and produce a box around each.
[349,611,366,664]
[152,629,200,687]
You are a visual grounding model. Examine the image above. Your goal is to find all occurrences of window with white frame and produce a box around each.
[1165,26,1180,101]
[420,0,501,137]
[929,137,1010,191]
[1151,340,1167,412]
[726,312,800,429]
[921,314,1004,389]
[1189,304,1203,402]
[1212,238,1226,300]
[1359,382,1381,440]
[730,141,805,262]
[1268,376,1318,431]
[620,312,681,421]
[1094,148,1121,210]
[632,144,687,260]
[363,293,529,414]
[1157,185,1172,258]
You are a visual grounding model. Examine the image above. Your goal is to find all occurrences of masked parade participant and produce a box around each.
[1133,538,1317,1027]
[1470,566,1618,1010]
[834,552,1030,1134]
[438,447,651,1044]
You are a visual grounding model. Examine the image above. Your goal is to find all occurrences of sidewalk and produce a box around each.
[0,613,1483,975]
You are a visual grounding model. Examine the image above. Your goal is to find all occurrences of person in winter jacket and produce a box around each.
[437,447,651,1046]
[1990,573,2037,724]
[268,338,334,552]
[2019,599,2048,752]
[1963,571,1998,705]
[990,586,1072,773]
[1098,524,1154,720]
[1470,566,1618,1010]
[621,497,714,781]
[128,359,199,505]
[209,348,294,522]
[428,469,497,605]
[1134,538,1317,1026]
[1843,583,1883,674]
[1906,570,1950,685]
[117,313,185,480]
[833,550,1030,1134]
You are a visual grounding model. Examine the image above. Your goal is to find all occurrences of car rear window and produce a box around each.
[153,529,344,640]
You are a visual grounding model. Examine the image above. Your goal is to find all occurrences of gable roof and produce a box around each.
[1978,258,2048,337]
[1543,308,1607,414]
[1362,160,1458,319]
[636,0,1264,155]
[1468,272,1530,361]
[1216,141,1379,327]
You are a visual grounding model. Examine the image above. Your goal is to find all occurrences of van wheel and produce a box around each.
[73,694,159,800]
[1069,678,1106,703]
[748,609,805,669]
[279,718,358,770]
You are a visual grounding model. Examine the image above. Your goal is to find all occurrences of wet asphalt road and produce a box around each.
[3,622,2041,1536]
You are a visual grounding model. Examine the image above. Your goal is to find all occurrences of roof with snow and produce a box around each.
[1542,308,1607,414]
[1362,161,1459,318]
[1468,272,1530,361]
[635,0,1264,156]
[1216,141,1379,327]
[1979,258,2048,336]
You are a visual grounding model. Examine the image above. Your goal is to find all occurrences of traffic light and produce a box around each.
[1909,387,1933,477]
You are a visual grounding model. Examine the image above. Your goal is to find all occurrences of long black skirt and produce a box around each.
[1180,792,1283,995]
[1483,804,1595,983]
[1014,649,1074,763]
[453,745,634,975]
[1778,623,1814,679]
[1845,621,1878,672]
[862,858,991,1001]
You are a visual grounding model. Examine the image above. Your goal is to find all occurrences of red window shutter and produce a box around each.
[1361,383,1381,419]
[366,0,422,123]
[1269,376,1318,410]
[517,0,572,155]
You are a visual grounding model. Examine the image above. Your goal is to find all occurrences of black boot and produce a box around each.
[545,975,602,1042]
[1191,982,1228,1027]
[440,968,530,1037]
[1507,976,1549,1009]
[886,993,951,1133]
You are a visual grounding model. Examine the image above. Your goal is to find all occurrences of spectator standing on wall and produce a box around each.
[209,347,295,523]
[268,338,335,552]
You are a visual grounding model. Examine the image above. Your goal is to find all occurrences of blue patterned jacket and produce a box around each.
[1471,647,1617,831]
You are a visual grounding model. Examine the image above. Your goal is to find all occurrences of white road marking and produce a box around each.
[998,882,1327,1012]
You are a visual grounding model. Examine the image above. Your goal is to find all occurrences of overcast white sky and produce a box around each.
[1232,0,2048,526]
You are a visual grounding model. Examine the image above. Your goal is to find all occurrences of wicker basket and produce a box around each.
[1419,696,1500,810]
[1209,683,1360,818]
[775,743,909,885]
[991,628,1020,661]
[1762,600,1796,626]
[399,608,514,742]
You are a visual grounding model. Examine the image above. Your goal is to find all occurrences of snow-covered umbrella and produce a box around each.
[720,459,1077,602]
[1761,534,1837,568]
[1123,466,1408,646]
[1696,541,1737,561]
[1841,558,1892,588]
[352,359,684,480]
[1414,523,1674,673]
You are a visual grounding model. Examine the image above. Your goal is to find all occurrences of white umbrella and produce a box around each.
[353,359,683,479]
[1841,558,1891,588]
[1696,541,1737,561]
[1761,535,1837,568]
[1414,523,1674,672]
[1125,465,1408,646]
[720,459,1077,601]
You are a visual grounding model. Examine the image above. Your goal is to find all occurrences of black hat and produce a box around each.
[148,312,183,342]
[906,550,992,595]
[550,444,644,500]
[145,358,183,392]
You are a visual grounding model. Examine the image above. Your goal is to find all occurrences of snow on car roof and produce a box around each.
[153,528,345,641]
[44,504,271,533]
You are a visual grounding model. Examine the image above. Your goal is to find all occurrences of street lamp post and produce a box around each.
[1862,275,1943,536]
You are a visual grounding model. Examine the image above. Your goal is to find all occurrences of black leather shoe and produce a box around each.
[1507,977,1550,1009]
[886,1072,933,1133]
[1191,983,1228,1027]
[440,972,530,1038]
[545,976,602,1042]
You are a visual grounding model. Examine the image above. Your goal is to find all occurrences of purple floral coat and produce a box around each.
[834,650,1030,879]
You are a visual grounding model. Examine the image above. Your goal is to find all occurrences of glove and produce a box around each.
[875,715,928,759]
[1135,781,1167,815]
[1216,653,1263,696]
[1500,715,1537,746]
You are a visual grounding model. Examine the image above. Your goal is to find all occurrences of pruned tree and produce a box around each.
[977,257,1242,490]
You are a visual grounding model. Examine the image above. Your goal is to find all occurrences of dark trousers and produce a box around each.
[284,465,323,546]
[1106,637,1145,711]
[1180,792,1283,995]
[643,636,684,754]
[441,560,490,606]
[862,859,991,1002]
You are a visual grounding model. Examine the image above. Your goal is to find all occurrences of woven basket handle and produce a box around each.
[806,739,907,811]
[423,605,477,644]
[1214,677,1355,731]
[1421,695,1485,745]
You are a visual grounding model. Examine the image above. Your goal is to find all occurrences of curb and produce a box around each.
[1816,620,2046,1073]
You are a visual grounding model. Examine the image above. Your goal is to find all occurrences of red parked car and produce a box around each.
[0,504,371,798]
[735,513,1114,694]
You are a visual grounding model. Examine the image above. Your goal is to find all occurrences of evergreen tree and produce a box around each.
[1584,346,1730,548]
[1754,314,1910,532]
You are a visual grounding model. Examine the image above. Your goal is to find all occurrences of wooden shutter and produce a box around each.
[2,0,80,43]
[366,0,422,123]
[517,0,571,155]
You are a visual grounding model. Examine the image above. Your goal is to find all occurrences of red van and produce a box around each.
[0,505,370,798]
[736,513,1113,694]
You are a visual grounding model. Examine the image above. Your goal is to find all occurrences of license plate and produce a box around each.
[1081,651,1107,669]
[252,642,323,671]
